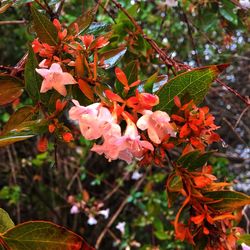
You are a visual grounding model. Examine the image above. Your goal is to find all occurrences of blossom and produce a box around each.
[69,100,113,140]
[116,222,126,234]
[91,123,125,161]
[87,216,97,225]
[119,114,154,162]
[70,205,80,214]
[137,110,176,144]
[36,63,77,96]
[98,209,110,219]
[131,171,143,180]
[165,0,178,7]
[126,91,159,113]
[92,113,153,163]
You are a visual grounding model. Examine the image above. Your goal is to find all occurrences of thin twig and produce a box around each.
[0,20,27,25]
[222,118,247,145]
[234,106,249,129]
[216,79,249,106]
[95,175,146,249]
[181,10,200,66]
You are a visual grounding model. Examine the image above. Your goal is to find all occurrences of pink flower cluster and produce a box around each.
[69,99,176,163]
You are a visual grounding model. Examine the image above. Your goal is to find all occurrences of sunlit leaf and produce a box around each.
[205,191,250,210]
[0,135,34,147]
[238,234,250,245]
[30,6,58,46]
[0,208,15,233]
[0,74,23,105]
[155,65,228,113]
[0,221,94,250]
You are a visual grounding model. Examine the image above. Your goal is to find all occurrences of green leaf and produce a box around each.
[0,221,94,250]
[3,106,35,133]
[124,60,138,84]
[155,65,227,113]
[24,46,42,103]
[101,47,127,69]
[87,22,111,35]
[30,6,58,45]
[205,191,250,211]
[0,208,15,233]
[177,151,213,170]
[68,6,97,36]
[167,174,183,192]
[0,74,24,106]
[154,231,170,240]
[0,119,48,147]
[238,234,250,245]
[0,135,35,147]
[219,1,238,26]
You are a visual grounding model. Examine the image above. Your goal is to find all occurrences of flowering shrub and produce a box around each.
[0,1,250,250]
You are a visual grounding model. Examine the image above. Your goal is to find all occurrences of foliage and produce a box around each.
[0,1,249,250]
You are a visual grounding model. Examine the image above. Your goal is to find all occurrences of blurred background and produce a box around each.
[0,0,249,249]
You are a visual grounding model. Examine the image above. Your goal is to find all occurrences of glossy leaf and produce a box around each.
[87,22,111,35]
[24,46,42,103]
[78,79,94,101]
[0,208,15,233]
[0,74,23,105]
[3,106,35,133]
[205,191,250,210]
[101,47,127,69]
[0,120,48,147]
[155,65,227,113]
[0,221,94,250]
[219,1,238,26]
[68,6,97,36]
[177,151,213,170]
[30,6,58,46]
[0,135,34,147]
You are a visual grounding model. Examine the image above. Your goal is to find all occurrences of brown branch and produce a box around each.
[181,10,201,66]
[0,20,27,25]
[109,0,185,72]
[216,79,250,106]
[95,175,146,249]
[234,106,249,129]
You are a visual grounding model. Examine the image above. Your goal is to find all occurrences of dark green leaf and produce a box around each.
[30,6,58,45]
[24,46,42,103]
[155,65,227,113]
[0,74,24,105]
[0,208,15,233]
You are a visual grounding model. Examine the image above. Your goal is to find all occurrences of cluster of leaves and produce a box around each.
[0,1,250,250]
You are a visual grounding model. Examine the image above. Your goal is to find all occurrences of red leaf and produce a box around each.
[78,79,94,101]
[115,67,128,88]
[179,124,191,138]
[105,90,124,103]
